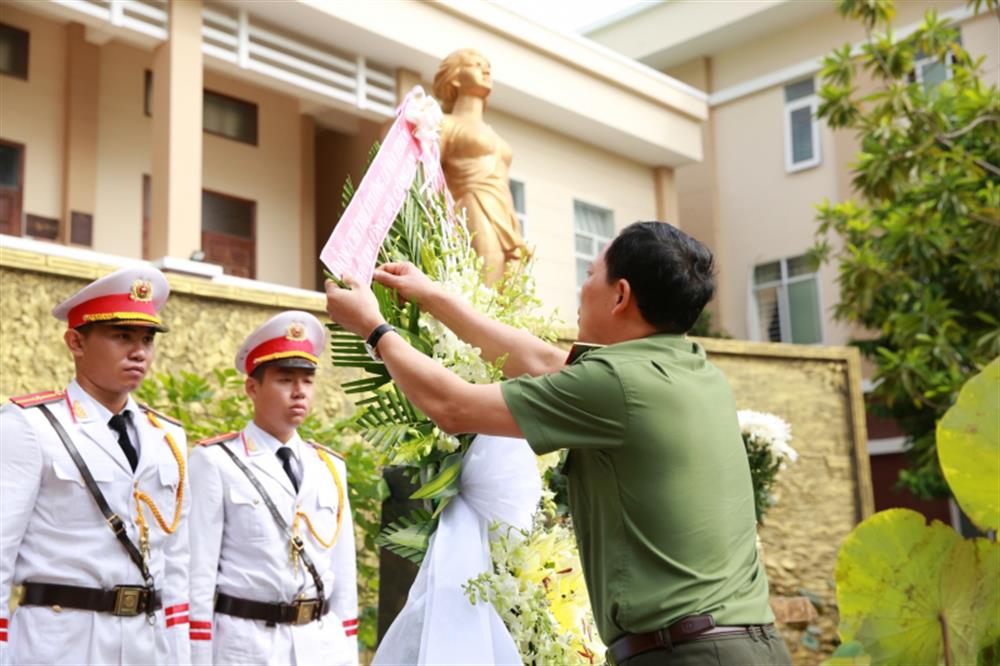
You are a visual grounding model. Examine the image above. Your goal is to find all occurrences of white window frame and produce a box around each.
[783,81,821,173]
[509,178,527,240]
[572,199,614,298]
[749,255,825,344]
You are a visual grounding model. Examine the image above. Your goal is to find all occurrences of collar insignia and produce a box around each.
[72,400,88,420]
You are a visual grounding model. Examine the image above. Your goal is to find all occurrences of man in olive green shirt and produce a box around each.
[326,221,791,665]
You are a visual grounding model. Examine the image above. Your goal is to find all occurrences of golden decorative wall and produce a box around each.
[701,337,873,664]
[0,252,354,422]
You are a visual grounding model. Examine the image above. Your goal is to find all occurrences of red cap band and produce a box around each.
[67,293,161,329]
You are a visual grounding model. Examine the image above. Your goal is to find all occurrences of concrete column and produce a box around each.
[149,0,203,261]
[300,114,317,289]
[62,22,99,242]
[395,67,422,100]
[653,166,679,228]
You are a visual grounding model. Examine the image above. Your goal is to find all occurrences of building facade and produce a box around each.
[0,0,706,331]
[586,0,998,525]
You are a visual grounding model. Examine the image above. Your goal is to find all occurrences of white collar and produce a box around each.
[68,378,140,425]
[246,420,302,460]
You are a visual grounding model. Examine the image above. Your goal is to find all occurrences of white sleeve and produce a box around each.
[188,446,225,666]
[161,425,191,666]
[0,407,43,666]
[329,458,359,664]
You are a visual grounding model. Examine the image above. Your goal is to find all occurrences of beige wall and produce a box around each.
[0,5,66,223]
[710,0,964,92]
[489,109,657,327]
[962,12,1000,87]
[94,41,152,258]
[710,88,854,346]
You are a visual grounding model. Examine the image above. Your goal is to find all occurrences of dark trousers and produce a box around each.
[614,625,793,666]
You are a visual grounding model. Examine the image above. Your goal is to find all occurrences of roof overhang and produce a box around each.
[584,0,829,72]
[219,0,707,167]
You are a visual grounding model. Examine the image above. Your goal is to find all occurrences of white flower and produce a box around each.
[737,410,798,462]
[402,86,444,150]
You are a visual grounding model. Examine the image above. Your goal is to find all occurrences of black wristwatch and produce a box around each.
[365,323,397,361]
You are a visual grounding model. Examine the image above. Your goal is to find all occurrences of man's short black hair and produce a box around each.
[603,221,716,334]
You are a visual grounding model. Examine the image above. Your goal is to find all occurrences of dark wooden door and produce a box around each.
[202,230,255,278]
[0,140,24,236]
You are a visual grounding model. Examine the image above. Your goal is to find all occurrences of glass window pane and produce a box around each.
[576,258,590,290]
[754,261,781,285]
[0,143,21,187]
[784,78,815,103]
[597,239,608,253]
[787,253,819,278]
[0,23,29,79]
[788,278,823,344]
[203,91,258,145]
[754,286,783,342]
[920,60,948,90]
[575,234,593,256]
[790,106,814,163]
[202,191,254,238]
[573,200,614,238]
[509,179,526,214]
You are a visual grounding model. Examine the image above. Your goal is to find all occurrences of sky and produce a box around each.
[493,0,654,34]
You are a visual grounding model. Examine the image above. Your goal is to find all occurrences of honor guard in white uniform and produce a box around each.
[0,267,192,665]
[188,311,358,665]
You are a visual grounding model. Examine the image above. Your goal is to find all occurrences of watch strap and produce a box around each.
[366,323,396,357]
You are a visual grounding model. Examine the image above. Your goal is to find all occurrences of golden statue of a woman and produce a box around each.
[433,49,528,285]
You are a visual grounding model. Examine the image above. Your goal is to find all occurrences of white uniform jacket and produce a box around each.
[188,422,359,666]
[0,380,192,666]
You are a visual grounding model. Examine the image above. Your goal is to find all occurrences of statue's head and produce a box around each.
[433,49,492,113]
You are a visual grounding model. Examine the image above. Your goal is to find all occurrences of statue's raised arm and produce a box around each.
[433,49,528,286]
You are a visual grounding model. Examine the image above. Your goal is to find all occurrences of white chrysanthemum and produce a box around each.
[737,410,798,462]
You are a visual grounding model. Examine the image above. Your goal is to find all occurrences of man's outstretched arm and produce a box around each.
[374,262,567,378]
[325,275,523,437]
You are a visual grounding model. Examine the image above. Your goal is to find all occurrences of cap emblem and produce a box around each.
[130,279,153,303]
[286,323,306,341]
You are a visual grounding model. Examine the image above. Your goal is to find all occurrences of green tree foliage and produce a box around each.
[813,0,1000,498]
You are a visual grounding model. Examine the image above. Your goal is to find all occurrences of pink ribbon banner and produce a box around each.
[320,87,442,287]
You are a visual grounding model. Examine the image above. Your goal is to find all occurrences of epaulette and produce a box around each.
[138,403,183,427]
[196,432,240,447]
[9,390,65,408]
[307,440,346,460]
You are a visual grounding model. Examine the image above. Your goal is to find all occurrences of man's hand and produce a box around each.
[374,262,440,307]
[324,274,386,339]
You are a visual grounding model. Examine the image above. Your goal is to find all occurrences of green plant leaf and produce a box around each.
[409,453,462,500]
[937,357,1000,531]
[822,641,872,665]
[836,508,1000,665]
[376,509,436,564]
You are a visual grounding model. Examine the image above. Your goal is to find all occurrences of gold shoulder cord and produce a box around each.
[133,411,186,560]
[291,448,346,550]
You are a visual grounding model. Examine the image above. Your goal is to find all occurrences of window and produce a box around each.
[509,179,527,237]
[202,189,256,278]
[203,90,258,145]
[573,200,614,295]
[912,48,957,91]
[784,78,820,172]
[144,73,258,145]
[0,23,29,80]
[752,254,823,344]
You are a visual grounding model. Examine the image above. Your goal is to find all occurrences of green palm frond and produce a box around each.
[376,508,436,564]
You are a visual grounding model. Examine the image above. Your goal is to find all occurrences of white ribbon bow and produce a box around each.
[373,435,542,665]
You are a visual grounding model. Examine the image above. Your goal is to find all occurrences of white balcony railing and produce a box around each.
[202,6,397,117]
[48,0,397,117]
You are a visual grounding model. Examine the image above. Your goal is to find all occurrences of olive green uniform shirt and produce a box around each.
[501,334,773,644]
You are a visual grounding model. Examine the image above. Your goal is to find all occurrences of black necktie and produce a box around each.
[276,446,300,492]
[108,412,138,472]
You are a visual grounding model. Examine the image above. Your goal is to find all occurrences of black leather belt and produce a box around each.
[215,591,330,627]
[607,614,775,665]
[21,582,161,617]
